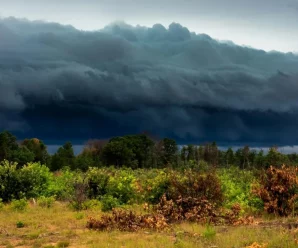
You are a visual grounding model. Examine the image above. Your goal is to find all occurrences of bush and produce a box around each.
[202,225,216,239]
[219,167,263,212]
[16,221,25,228]
[11,199,28,211]
[87,209,168,231]
[101,195,119,212]
[56,241,70,248]
[46,169,76,201]
[0,161,52,202]
[167,169,224,205]
[18,162,52,198]
[142,170,170,204]
[0,161,20,202]
[254,165,298,216]
[81,199,102,210]
[38,196,55,208]
[106,169,136,205]
[69,178,89,211]
[86,167,109,199]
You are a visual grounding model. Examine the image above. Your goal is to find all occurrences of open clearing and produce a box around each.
[0,202,297,248]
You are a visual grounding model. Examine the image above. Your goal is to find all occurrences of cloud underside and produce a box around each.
[1,18,298,145]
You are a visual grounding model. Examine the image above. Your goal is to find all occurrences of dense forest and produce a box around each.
[0,130,296,171]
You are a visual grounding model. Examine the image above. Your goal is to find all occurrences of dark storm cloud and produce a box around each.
[1,17,298,146]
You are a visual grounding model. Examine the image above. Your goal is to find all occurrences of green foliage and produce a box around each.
[18,162,52,198]
[16,221,25,228]
[50,142,75,171]
[81,199,101,210]
[46,169,76,200]
[21,138,50,164]
[102,140,136,167]
[202,225,216,239]
[101,195,120,212]
[75,153,94,172]
[219,167,263,212]
[38,196,55,208]
[86,167,109,199]
[74,212,84,220]
[0,161,52,202]
[106,169,136,204]
[142,170,170,204]
[11,199,28,211]
[56,241,70,248]
[0,131,19,161]
[0,160,20,201]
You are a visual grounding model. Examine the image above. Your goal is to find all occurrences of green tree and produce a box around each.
[50,142,75,171]
[0,131,19,161]
[21,138,49,164]
[225,148,234,166]
[160,138,178,166]
[102,140,135,167]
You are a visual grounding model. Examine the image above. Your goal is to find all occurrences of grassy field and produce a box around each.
[0,202,297,248]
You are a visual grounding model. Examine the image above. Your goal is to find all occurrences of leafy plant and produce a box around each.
[106,169,136,204]
[16,221,25,228]
[202,224,216,239]
[101,195,119,212]
[38,196,55,208]
[56,241,70,248]
[11,199,28,211]
[219,167,263,212]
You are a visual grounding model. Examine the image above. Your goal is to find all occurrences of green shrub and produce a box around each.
[86,167,109,199]
[56,241,70,248]
[74,212,84,220]
[81,199,101,210]
[219,167,263,212]
[101,195,119,212]
[46,169,76,201]
[106,169,136,204]
[16,221,25,228]
[0,161,52,202]
[142,170,170,204]
[0,198,4,209]
[18,162,52,198]
[38,196,55,208]
[0,161,20,202]
[11,199,28,211]
[202,225,216,239]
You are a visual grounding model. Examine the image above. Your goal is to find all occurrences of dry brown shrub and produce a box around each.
[87,209,168,232]
[254,165,298,216]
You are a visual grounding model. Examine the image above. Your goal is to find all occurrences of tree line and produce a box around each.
[0,130,296,171]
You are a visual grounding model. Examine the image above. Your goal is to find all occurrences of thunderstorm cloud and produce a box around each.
[1,17,298,146]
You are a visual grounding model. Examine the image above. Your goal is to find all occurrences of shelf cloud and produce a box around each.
[1,18,298,146]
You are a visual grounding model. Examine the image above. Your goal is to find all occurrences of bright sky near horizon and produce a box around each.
[1,0,298,52]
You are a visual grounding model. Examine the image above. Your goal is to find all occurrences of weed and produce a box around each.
[11,199,28,211]
[202,225,216,239]
[56,241,70,248]
[16,221,25,228]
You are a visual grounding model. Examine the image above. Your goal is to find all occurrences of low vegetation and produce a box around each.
[0,131,297,247]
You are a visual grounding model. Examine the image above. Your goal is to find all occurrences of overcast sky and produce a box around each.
[1,0,298,52]
[1,1,298,148]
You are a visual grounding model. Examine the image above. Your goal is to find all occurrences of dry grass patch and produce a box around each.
[0,201,297,248]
